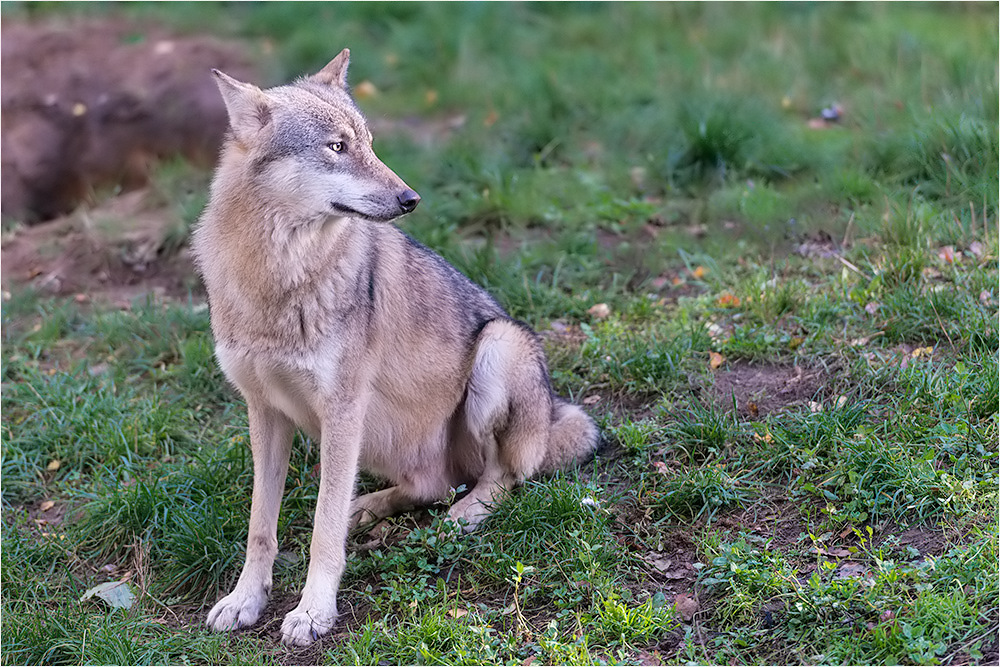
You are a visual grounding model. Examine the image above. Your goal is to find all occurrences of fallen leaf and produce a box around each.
[937,245,956,263]
[39,500,55,512]
[691,265,707,279]
[835,561,868,580]
[708,351,725,370]
[910,346,933,358]
[865,301,880,315]
[752,431,772,444]
[46,460,61,472]
[747,401,759,418]
[788,336,805,350]
[716,292,741,307]
[652,461,670,475]
[80,580,134,610]
[448,608,469,618]
[587,303,611,319]
[646,554,673,572]
[635,650,663,666]
[673,593,699,621]
[835,395,848,409]
[354,80,378,99]
[808,401,823,413]
[582,394,602,405]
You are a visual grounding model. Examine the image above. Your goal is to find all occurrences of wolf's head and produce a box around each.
[212,49,419,224]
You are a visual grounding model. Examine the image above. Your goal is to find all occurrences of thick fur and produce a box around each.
[192,49,599,646]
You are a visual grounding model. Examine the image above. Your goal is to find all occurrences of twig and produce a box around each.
[841,211,855,249]
[837,256,871,280]
[928,296,956,349]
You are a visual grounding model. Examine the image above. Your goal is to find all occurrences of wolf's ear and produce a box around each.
[311,49,351,89]
[212,69,273,141]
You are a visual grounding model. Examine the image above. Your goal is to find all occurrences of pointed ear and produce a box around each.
[212,69,272,141]
[311,48,351,89]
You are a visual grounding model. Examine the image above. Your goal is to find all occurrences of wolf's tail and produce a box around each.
[540,398,601,472]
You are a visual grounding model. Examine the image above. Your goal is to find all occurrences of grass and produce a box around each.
[2,2,998,665]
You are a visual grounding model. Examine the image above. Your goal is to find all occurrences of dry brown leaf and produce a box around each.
[673,593,699,621]
[582,395,602,405]
[447,608,468,618]
[46,460,61,472]
[709,351,725,370]
[354,80,378,99]
[587,303,611,319]
[691,265,707,279]
[716,292,741,307]
[40,500,55,512]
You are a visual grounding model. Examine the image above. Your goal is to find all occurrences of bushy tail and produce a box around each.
[540,398,601,472]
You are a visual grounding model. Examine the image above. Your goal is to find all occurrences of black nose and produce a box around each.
[397,189,420,214]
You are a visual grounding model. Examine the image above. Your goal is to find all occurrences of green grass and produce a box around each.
[2,2,998,665]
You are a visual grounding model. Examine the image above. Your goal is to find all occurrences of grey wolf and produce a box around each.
[191,49,599,646]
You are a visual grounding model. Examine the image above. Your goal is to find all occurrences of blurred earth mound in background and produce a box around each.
[1,18,256,223]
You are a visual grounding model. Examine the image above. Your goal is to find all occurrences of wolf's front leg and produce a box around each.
[207,402,294,632]
[280,401,365,646]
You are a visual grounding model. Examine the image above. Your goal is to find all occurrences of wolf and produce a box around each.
[191,49,600,646]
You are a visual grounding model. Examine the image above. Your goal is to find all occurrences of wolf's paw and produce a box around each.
[446,496,490,533]
[280,604,337,646]
[206,585,269,632]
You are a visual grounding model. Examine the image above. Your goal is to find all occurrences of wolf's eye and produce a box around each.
[327,141,344,153]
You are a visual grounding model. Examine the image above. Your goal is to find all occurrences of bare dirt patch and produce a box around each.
[1,18,257,222]
[1,187,202,305]
[709,361,826,418]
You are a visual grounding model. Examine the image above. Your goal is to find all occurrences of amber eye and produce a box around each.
[328,141,344,153]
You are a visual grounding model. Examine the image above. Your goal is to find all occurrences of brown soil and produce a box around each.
[1,187,202,305]
[709,361,827,418]
[1,18,257,223]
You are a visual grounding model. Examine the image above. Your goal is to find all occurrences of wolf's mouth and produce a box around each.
[330,202,397,223]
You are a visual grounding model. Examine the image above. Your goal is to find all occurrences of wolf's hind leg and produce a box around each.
[448,319,551,531]
[350,458,452,528]
[350,487,413,528]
